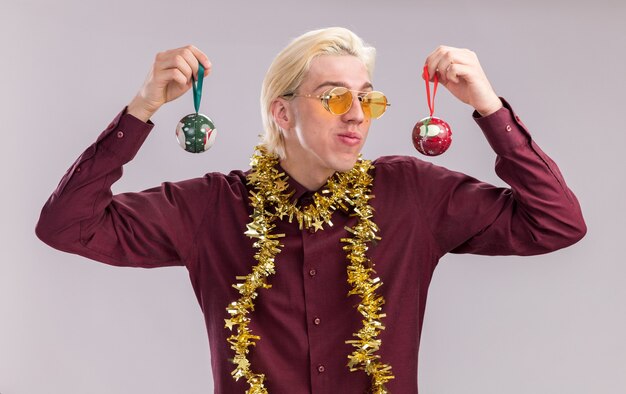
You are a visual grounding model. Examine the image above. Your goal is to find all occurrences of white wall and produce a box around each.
[2,0,625,393]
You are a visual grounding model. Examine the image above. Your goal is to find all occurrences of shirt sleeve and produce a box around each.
[35,108,213,268]
[403,98,586,258]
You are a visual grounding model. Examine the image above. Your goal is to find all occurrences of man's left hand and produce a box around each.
[424,46,502,117]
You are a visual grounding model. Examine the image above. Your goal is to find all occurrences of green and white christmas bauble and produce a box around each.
[176,113,217,153]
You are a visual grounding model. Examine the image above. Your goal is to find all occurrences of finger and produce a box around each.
[424,45,454,82]
[175,46,212,80]
[426,46,478,85]
[156,45,211,82]
[160,54,194,83]
[434,49,460,85]
[154,49,194,81]
[177,47,201,80]
[443,63,471,85]
[423,46,445,82]
[183,45,212,77]
[445,59,486,88]
[161,68,189,88]
[438,59,457,85]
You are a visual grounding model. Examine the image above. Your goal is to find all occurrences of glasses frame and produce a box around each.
[283,86,390,119]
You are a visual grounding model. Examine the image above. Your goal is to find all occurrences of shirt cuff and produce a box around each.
[95,107,154,163]
[472,97,532,156]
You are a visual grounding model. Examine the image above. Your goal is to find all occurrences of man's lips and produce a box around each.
[337,132,362,146]
[338,131,361,139]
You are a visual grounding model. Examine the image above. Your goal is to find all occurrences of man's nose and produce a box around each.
[342,94,366,123]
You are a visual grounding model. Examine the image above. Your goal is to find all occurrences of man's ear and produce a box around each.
[270,98,293,132]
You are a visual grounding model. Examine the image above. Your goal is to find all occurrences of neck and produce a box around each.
[280,156,334,191]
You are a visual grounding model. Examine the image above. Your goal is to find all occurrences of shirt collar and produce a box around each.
[244,162,327,206]
[276,163,317,205]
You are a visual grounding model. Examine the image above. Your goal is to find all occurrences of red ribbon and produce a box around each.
[422,64,438,118]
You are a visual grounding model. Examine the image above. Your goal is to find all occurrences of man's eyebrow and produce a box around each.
[313,81,374,92]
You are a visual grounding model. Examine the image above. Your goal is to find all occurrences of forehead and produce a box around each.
[301,55,371,91]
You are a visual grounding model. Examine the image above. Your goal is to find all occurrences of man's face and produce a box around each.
[282,55,373,177]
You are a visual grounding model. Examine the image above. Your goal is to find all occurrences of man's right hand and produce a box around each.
[127,45,211,122]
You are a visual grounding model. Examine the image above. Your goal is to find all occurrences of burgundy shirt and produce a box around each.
[36,99,586,393]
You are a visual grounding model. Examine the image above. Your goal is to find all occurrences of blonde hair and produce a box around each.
[260,27,376,158]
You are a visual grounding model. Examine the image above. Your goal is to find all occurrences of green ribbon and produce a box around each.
[192,63,205,114]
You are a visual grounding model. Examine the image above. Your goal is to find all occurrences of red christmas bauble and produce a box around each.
[412,116,452,156]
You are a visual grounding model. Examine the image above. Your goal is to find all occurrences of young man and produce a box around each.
[36,27,586,393]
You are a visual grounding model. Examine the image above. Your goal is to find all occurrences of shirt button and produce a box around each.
[317,365,325,373]
[505,125,512,132]
[309,269,317,277]
[117,131,124,138]
[75,167,81,172]
[314,317,321,325]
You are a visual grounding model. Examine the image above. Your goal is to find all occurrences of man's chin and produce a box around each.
[333,157,359,173]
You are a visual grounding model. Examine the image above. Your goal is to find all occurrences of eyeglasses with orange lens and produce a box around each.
[283,86,390,119]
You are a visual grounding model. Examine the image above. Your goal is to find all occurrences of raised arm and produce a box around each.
[36,46,216,268]
[408,46,586,257]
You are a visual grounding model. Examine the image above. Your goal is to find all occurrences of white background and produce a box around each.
[2,0,625,393]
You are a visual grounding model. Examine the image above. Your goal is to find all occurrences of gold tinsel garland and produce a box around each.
[224,146,394,393]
